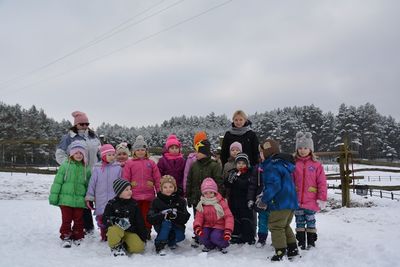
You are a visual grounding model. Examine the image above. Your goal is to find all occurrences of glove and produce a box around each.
[86,201,94,210]
[317,200,327,210]
[255,197,267,211]
[115,217,131,230]
[194,227,203,237]
[247,200,254,210]
[223,230,231,241]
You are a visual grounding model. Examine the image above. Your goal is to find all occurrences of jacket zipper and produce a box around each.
[300,162,306,205]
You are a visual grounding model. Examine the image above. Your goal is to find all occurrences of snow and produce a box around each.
[1,169,400,267]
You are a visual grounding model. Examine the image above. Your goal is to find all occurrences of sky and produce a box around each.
[1,0,399,128]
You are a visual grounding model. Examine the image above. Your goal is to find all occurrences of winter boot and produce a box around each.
[156,242,167,256]
[270,248,286,262]
[306,231,317,248]
[219,247,228,254]
[61,239,72,248]
[191,235,200,248]
[100,227,107,241]
[287,243,299,259]
[111,244,127,257]
[296,230,306,250]
[256,233,267,248]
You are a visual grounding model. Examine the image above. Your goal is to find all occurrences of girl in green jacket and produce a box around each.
[49,141,91,248]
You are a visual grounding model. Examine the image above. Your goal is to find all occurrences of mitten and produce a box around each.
[255,197,267,211]
[194,227,203,237]
[223,230,231,241]
[247,200,254,210]
[86,200,94,210]
[317,200,327,210]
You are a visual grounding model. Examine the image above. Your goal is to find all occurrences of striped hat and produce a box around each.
[113,178,131,196]
[235,153,249,166]
[100,144,115,157]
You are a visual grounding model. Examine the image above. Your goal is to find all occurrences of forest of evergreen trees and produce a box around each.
[1,101,399,165]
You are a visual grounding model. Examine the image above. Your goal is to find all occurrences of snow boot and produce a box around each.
[156,242,167,256]
[296,230,306,250]
[61,239,72,248]
[111,244,126,257]
[287,243,299,259]
[270,248,286,261]
[191,235,200,248]
[307,231,317,248]
[256,233,267,248]
[219,247,228,254]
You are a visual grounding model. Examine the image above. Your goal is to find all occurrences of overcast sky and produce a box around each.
[1,0,399,128]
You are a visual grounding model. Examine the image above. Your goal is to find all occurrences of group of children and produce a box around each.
[49,110,327,261]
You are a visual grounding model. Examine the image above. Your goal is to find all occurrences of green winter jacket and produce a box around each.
[186,157,223,206]
[49,160,91,208]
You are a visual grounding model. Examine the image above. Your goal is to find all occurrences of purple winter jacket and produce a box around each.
[183,152,197,196]
[157,155,186,191]
[86,162,122,215]
[293,156,327,211]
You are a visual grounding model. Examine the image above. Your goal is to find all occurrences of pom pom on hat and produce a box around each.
[71,111,89,125]
[295,132,314,152]
[201,177,218,194]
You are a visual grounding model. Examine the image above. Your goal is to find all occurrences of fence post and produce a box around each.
[392,192,394,200]
[370,189,372,197]
[380,191,382,198]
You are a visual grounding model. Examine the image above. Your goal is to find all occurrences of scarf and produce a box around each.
[229,124,250,136]
[164,152,183,160]
[196,196,224,219]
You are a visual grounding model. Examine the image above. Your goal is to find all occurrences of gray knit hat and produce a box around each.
[235,153,249,166]
[113,178,131,196]
[295,132,314,152]
[132,135,148,151]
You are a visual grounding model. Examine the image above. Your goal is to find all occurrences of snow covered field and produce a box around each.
[1,169,400,267]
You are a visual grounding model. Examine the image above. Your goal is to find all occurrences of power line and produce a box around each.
[0,0,186,90]
[2,0,233,96]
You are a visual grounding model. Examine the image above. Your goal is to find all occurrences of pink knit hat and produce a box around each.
[166,134,181,149]
[201,177,218,194]
[72,111,89,125]
[100,144,115,157]
[230,141,242,152]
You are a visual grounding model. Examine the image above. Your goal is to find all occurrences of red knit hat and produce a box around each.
[166,135,181,149]
[71,111,89,125]
[201,177,218,194]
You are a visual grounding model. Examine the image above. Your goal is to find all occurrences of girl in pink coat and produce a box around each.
[293,132,327,250]
[193,178,234,254]
[123,135,161,239]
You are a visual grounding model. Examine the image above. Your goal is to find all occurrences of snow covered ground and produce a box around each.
[1,168,400,267]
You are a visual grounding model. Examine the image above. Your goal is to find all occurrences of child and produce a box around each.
[222,141,242,181]
[193,178,234,254]
[183,131,208,196]
[157,135,186,195]
[102,178,148,256]
[147,175,190,255]
[115,142,131,168]
[49,140,91,248]
[123,135,161,239]
[258,139,299,261]
[85,144,122,241]
[224,153,256,245]
[220,110,259,167]
[293,132,327,249]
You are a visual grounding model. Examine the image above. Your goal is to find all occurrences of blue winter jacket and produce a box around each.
[261,154,298,211]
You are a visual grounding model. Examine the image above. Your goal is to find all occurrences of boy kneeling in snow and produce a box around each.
[102,178,148,256]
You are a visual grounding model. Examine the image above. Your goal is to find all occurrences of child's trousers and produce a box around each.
[268,209,296,249]
[107,225,145,253]
[294,208,316,230]
[199,227,229,249]
[154,220,185,246]
[59,206,84,240]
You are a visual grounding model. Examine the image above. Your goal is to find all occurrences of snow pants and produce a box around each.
[268,209,296,249]
[59,206,84,240]
[107,225,145,254]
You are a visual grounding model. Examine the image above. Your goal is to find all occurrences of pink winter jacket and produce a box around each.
[293,156,327,211]
[122,158,161,201]
[193,193,234,233]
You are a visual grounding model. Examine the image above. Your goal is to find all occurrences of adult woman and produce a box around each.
[55,111,101,234]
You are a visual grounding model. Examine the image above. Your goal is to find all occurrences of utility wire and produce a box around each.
[0,0,186,89]
[2,0,233,96]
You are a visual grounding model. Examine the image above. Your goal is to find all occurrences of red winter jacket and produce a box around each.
[193,193,234,233]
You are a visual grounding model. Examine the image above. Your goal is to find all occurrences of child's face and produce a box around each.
[196,152,206,160]
[298,147,311,157]
[161,182,175,196]
[168,145,180,155]
[105,152,116,163]
[116,151,129,162]
[119,186,132,199]
[72,151,84,162]
[236,161,247,170]
[134,149,147,158]
[230,147,241,158]
[203,191,215,198]
[233,115,246,128]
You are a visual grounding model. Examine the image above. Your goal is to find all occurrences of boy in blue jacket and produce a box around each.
[256,139,299,261]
